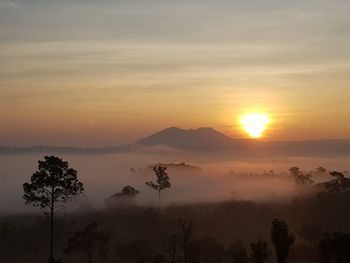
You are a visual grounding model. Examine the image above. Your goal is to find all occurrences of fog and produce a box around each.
[1,152,350,213]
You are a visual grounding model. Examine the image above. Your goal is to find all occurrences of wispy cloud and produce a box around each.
[0,0,20,9]
[1,0,350,144]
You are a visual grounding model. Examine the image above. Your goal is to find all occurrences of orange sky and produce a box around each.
[1,0,350,146]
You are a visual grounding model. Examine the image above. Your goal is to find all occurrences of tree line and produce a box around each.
[20,156,350,263]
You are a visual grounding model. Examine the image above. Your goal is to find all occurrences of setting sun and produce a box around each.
[240,113,270,138]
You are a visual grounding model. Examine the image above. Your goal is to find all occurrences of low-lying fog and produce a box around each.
[1,152,350,213]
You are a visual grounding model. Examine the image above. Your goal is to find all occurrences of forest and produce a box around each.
[0,156,350,263]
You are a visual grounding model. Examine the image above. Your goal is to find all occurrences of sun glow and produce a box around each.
[240,113,270,138]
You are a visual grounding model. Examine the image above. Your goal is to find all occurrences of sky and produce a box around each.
[1,0,350,146]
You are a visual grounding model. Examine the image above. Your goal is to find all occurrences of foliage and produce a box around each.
[316,167,328,174]
[289,167,302,178]
[121,185,140,195]
[289,166,314,186]
[319,232,350,263]
[194,236,225,263]
[325,171,350,193]
[225,239,248,263]
[23,156,84,263]
[146,166,171,192]
[179,218,195,263]
[64,221,109,263]
[4,196,350,262]
[271,218,295,263]
[145,166,171,210]
[298,224,322,244]
[23,156,84,211]
[250,241,270,263]
[168,234,179,263]
[115,239,153,263]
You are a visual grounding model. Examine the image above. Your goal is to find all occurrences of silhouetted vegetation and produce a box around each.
[64,221,109,263]
[23,156,84,263]
[250,241,270,263]
[0,158,349,262]
[225,239,247,263]
[325,171,350,193]
[146,166,171,211]
[178,218,195,263]
[105,186,139,208]
[2,193,350,262]
[289,166,314,187]
[271,218,295,263]
[318,232,350,263]
[298,223,322,245]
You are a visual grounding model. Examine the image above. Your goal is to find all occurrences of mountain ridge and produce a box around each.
[1,127,350,156]
[136,126,257,151]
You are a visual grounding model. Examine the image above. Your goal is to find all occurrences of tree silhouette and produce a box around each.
[23,156,84,263]
[121,185,140,195]
[64,221,109,263]
[106,185,140,208]
[289,167,301,178]
[225,239,248,263]
[318,233,333,263]
[332,232,350,262]
[271,218,295,263]
[168,234,179,263]
[318,232,350,263]
[298,224,322,245]
[289,167,314,186]
[145,166,171,211]
[296,172,314,186]
[179,218,195,263]
[316,167,327,174]
[195,236,225,263]
[250,241,270,263]
[325,171,350,193]
[115,239,153,263]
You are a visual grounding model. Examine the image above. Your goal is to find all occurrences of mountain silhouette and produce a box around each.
[1,127,350,156]
[136,127,257,151]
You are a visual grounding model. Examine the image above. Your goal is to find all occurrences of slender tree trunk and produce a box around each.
[158,189,161,213]
[171,240,177,263]
[49,188,54,263]
[171,250,176,263]
[183,245,188,263]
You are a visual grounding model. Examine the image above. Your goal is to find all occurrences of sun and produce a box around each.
[240,113,270,138]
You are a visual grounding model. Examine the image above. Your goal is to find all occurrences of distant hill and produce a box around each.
[136,127,258,151]
[0,145,135,155]
[1,127,350,157]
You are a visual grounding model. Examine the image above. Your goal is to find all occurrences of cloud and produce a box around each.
[1,0,350,144]
[0,0,20,9]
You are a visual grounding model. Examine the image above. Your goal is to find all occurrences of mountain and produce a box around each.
[1,127,350,156]
[136,127,350,155]
[136,127,258,151]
